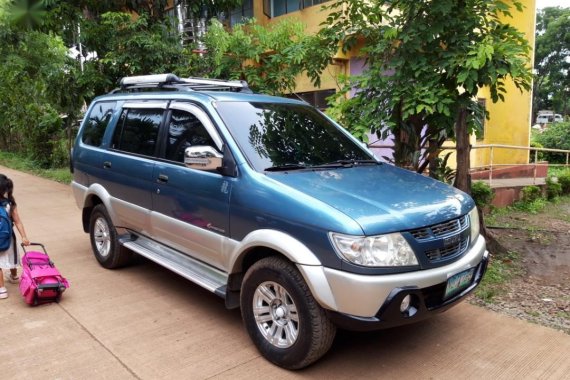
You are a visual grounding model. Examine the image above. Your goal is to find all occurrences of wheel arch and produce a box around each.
[224,230,337,312]
[80,184,115,232]
[228,229,322,273]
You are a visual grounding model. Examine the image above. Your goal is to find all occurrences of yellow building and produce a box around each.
[230,0,536,169]
[472,0,536,169]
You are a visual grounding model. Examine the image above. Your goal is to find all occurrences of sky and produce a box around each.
[535,0,569,9]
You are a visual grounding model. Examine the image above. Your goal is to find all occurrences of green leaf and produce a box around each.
[457,70,469,83]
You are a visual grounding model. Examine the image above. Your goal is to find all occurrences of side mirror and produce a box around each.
[184,146,223,171]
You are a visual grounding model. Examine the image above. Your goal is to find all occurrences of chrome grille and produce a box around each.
[410,228,430,239]
[409,215,471,263]
[425,238,469,261]
[410,215,468,240]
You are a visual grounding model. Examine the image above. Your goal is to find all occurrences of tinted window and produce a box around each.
[82,101,116,147]
[112,108,162,156]
[165,109,216,163]
[216,102,372,171]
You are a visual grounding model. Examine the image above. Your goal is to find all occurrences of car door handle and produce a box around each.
[157,174,169,183]
[103,161,112,169]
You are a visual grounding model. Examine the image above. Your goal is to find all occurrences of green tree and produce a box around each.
[0,0,332,167]
[0,0,93,166]
[80,11,184,94]
[320,0,532,193]
[186,18,333,95]
[0,26,71,166]
[533,7,570,118]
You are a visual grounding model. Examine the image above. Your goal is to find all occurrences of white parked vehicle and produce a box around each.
[535,110,563,125]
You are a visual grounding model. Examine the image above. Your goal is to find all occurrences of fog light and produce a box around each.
[400,295,411,313]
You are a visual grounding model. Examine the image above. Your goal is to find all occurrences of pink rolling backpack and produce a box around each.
[19,243,69,306]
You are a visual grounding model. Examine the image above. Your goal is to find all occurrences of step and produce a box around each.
[121,235,228,298]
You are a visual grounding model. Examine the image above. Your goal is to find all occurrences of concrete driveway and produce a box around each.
[1,166,569,379]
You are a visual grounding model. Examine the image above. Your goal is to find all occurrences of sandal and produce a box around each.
[0,287,7,299]
[8,274,19,284]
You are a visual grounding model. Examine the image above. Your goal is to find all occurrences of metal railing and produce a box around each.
[368,143,570,186]
[461,144,570,186]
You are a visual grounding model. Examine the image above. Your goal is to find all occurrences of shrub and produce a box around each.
[471,181,494,209]
[515,185,546,213]
[49,136,71,169]
[533,122,570,164]
[546,177,562,200]
[559,172,570,194]
[521,185,542,203]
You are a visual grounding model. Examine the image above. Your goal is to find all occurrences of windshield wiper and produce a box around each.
[313,159,380,168]
[264,163,308,172]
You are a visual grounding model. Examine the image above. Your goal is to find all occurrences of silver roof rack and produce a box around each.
[113,73,252,93]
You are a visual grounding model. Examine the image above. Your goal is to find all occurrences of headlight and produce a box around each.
[329,232,418,267]
[469,207,480,243]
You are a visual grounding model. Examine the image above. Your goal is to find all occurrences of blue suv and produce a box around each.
[71,74,488,369]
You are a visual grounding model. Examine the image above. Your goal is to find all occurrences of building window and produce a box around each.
[229,0,254,26]
[287,89,336,110]
[264,0,329,18]
[302,0,327,8]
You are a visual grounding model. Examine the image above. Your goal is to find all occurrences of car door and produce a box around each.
[102,101,166,234]
[151,101,231,270]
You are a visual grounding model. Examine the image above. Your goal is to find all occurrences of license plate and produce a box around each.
[444,267,475,299]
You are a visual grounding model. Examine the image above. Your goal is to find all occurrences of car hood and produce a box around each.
[266,164,474,235]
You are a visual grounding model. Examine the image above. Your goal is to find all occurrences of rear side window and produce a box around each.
[81,101,116,147]
[165,109,217,163]
[112,108,162,156]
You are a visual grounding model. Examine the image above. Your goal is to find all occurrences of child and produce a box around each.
[0,174,30,299]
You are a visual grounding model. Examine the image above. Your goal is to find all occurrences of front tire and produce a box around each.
[240,257,336,369]
[89,204,132,269]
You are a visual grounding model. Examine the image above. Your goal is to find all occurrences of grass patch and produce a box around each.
[0,151,71,184]
[543,195,570,223]
[485,195,570,230]
[474,251,522,303]
[484,206,511,227]
[513,198,549,214]
[557,311,570,320]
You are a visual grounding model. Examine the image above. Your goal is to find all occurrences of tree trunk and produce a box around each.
[477,206,507,254]
[454,107,471,194]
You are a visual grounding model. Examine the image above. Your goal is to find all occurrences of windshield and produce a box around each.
[215,101,374,172]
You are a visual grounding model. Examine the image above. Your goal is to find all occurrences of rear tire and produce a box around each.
[89,204,132,269]
[240,257,336,369]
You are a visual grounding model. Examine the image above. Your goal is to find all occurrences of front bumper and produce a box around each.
[327,251,488,331]
[298,235,488,330]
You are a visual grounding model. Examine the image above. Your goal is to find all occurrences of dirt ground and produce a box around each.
[470,198,570,334]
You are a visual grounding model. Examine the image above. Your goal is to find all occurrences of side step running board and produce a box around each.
[121,236,228,298]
